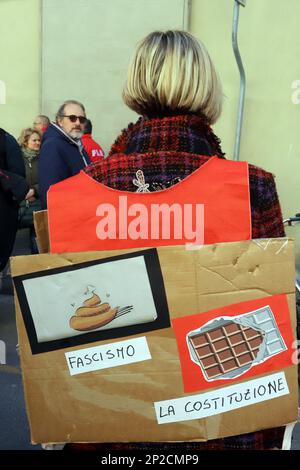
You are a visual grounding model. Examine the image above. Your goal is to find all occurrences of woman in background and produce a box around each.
[18,127,42,253]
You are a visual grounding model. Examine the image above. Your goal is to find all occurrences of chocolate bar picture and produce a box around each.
[189,322,264,380]
[187,306,287,382]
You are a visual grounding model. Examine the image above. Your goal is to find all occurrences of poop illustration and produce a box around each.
[83,292,101,307]
[69,291,133,332]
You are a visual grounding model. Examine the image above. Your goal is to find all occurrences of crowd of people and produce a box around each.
[0,30,287,450]
[0,109,104,264]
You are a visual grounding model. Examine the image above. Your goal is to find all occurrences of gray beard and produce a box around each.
[68,130,83,140]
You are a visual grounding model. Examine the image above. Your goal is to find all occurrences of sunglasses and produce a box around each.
[60,114,87,124]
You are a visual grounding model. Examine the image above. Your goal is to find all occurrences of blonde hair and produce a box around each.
[18,127,42,148]
[123,30,223,124]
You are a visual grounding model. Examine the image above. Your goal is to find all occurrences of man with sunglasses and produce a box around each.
[38,100,91,208]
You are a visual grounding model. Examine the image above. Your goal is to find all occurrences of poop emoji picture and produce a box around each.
[17,253,162,348]
[69,287,133,332]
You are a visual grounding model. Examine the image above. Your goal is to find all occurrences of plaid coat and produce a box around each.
[78,115,286,450]
[85,115,285,239]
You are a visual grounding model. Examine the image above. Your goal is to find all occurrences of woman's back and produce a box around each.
[85,114,285,239]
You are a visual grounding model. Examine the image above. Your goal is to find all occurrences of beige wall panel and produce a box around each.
[190,0,300,220]
[0,0,40,138]
[42,0,187,153]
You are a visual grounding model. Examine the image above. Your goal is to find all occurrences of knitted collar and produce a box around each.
[109,114,225,158]
[22,147,39,161]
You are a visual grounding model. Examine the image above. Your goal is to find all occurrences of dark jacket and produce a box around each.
[38,123,90,208]
[0,169,29,204]
[21,148,39,196]
[18,148,42,230]
[2,131,26,176]
[0,130,29,270]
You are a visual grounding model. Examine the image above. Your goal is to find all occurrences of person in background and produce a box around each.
[33,115,50,134]
[78,30,285,451]
[18,128,42,253]
[81,119,105,162]
[0,128,33,272]
[38,100,90,208]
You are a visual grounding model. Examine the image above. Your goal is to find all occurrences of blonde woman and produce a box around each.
[77,30,285,450]
[86,30,283,239]
[19,127,41,194]
[18,127,42,252]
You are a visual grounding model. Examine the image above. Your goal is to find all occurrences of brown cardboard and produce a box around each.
[33,210,49,254]
[11,239,298,444]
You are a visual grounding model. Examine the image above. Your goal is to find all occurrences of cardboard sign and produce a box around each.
[11,239,298,444]
[33,210,49,254]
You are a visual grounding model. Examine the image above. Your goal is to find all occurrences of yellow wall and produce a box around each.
[41,0,186,153]
[190,0,300,219]
[1,0,299,221]
[0,0,40,140]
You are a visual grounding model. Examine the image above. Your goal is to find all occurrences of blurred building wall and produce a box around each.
[191,0,300,219]
[0,0,299,220]
[0,0,40,140]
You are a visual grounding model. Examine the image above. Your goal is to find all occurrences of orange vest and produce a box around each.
[48,157,251,253]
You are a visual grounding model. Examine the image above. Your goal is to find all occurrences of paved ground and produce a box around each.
[0,229,299,450]
[0,229,40,450]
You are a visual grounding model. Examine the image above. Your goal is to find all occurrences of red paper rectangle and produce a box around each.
[172,294,295,393]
